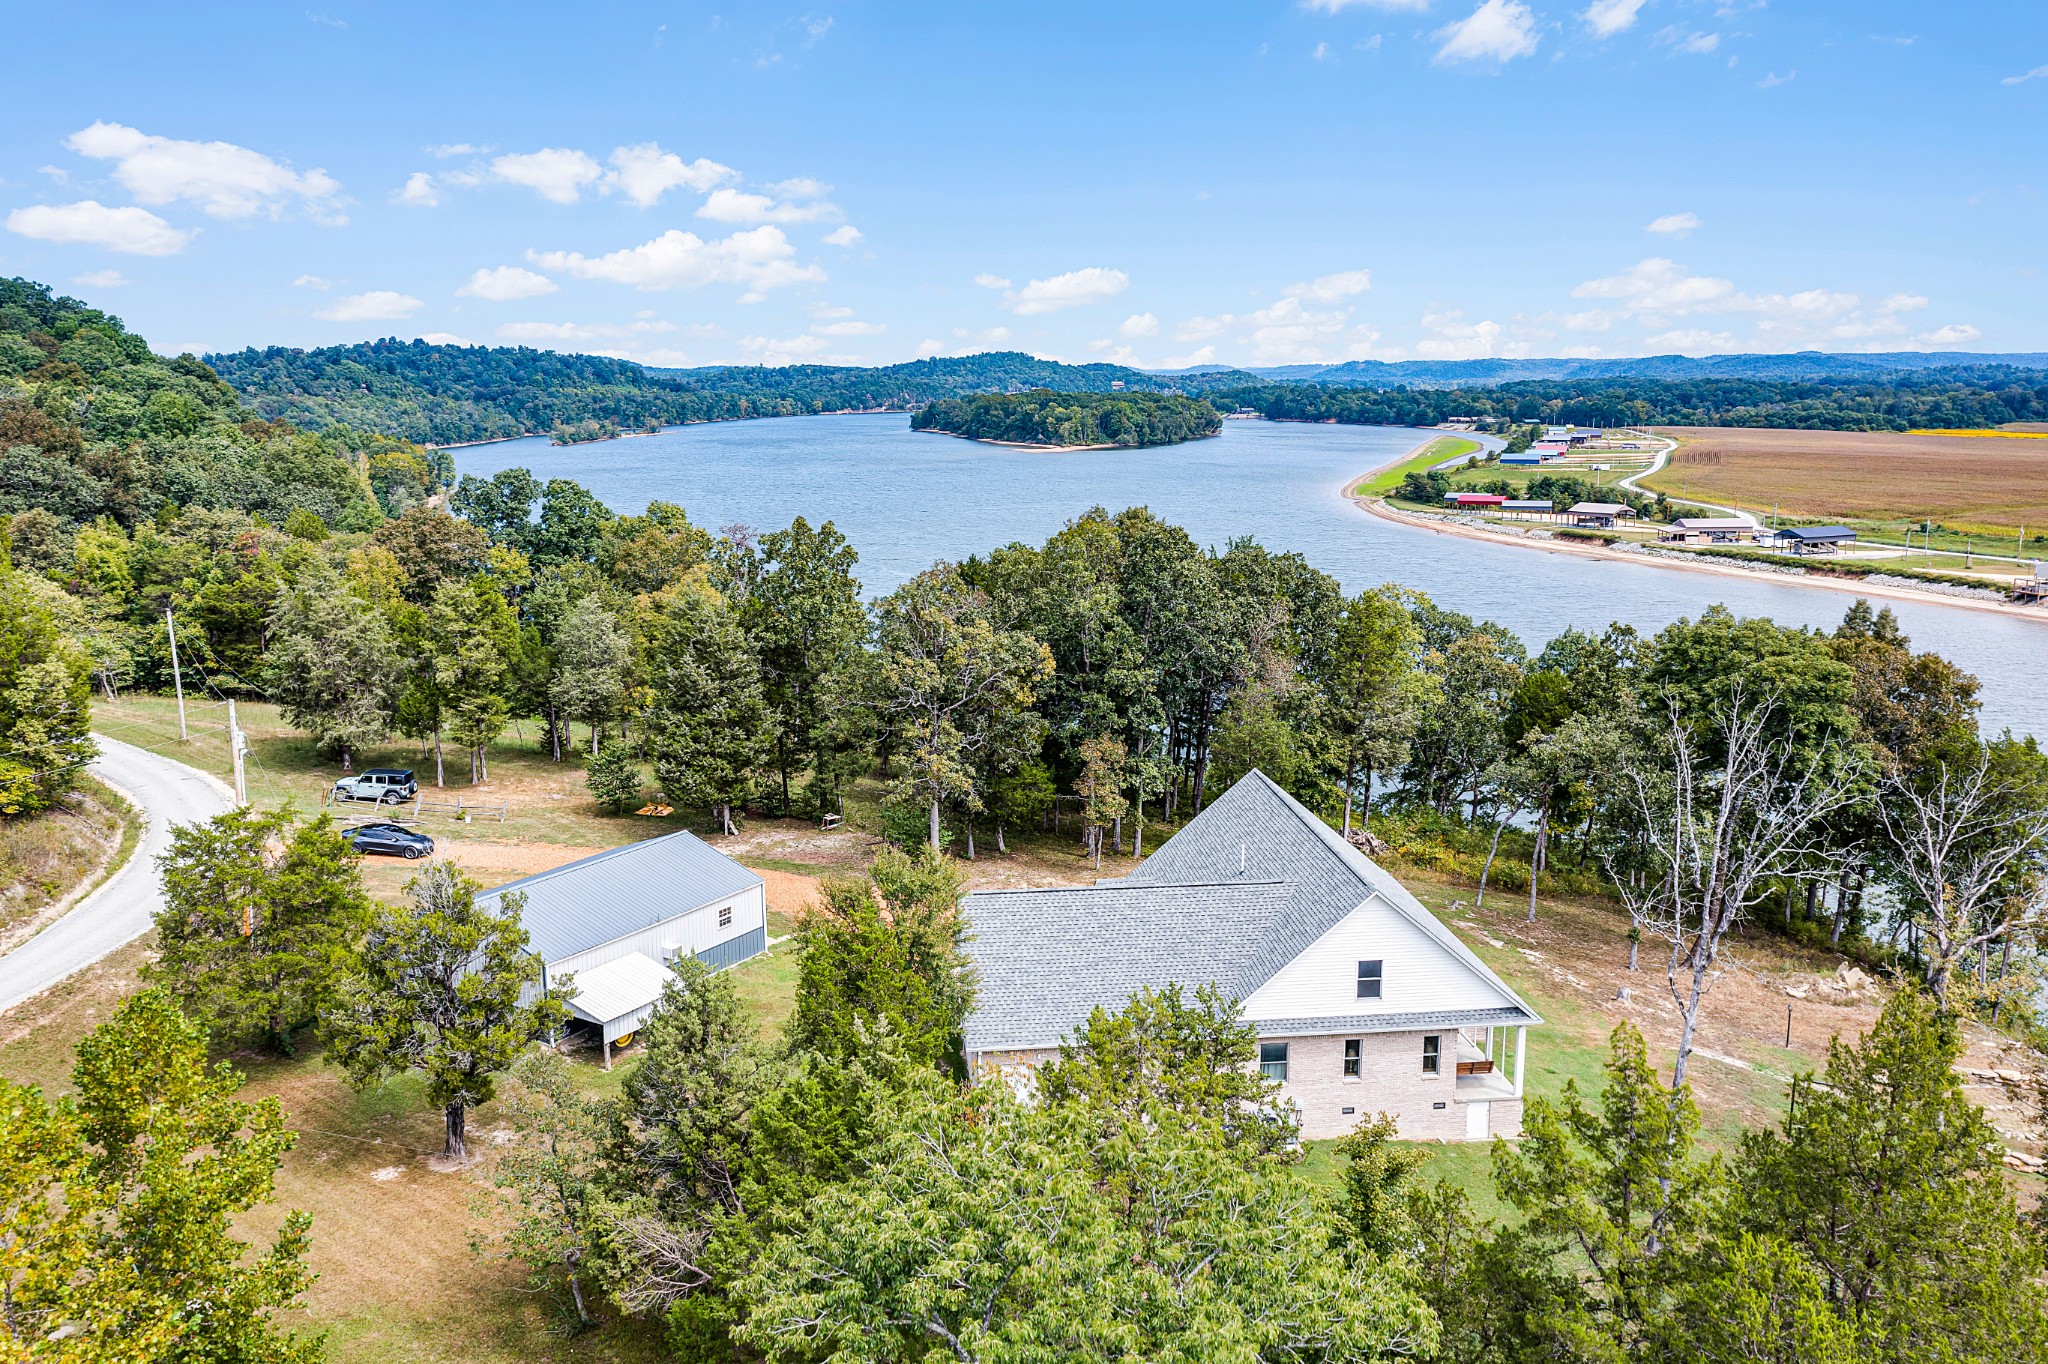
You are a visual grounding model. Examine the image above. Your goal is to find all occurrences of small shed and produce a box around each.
[561,953,679,1068]
[1778,525,1857,554]
[1567,501,1629,528]
[1660,517,1753,544]
[1503,499,1554,516]
[479,829,768,1062]
[1445,493,1507,513]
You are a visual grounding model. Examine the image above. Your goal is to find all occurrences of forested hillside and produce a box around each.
[1217,367,2048,432]
[207,340,1176,444]
[912,389,1222,447]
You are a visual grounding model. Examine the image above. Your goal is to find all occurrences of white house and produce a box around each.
[963,771,1540,1142]
[478,829,767,1064]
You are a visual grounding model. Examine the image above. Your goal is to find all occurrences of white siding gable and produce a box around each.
[551,883,766,978]
[1241,892,1516,1022]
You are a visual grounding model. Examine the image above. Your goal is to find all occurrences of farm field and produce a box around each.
[1641,426,2048,548]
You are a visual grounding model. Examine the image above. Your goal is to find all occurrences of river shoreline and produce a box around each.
[1341,440,2048,624]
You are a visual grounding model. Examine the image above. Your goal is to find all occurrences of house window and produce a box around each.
[1422,1035,1441,1075]
[1356,959,1383,999]
[1259,1041,1290,1083]
[718,905,732,929]
[1343,1039,1362,1078]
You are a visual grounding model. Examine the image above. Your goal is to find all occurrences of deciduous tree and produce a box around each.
[328,862,566,1159]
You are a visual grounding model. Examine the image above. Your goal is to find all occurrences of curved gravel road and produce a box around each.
[0,735,234,1015]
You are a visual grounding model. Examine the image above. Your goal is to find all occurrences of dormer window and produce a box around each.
[1356,959,1383,999]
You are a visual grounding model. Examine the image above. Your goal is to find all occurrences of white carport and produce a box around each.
[562,952,678,1068]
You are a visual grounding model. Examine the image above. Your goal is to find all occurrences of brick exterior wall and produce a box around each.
[974,1032,1521,1143]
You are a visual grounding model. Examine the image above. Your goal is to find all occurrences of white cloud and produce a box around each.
[420,331,476,346]
[497,319,676,343]
[1119,312,1160,338]
[458,265,558,301]
[1160,345,1218,368]
[5,200,193,255]
[1175,313,1233,342]
[740,333,866,365]
[1581,0,1647,37]
[812,319,885,337]
[1089,339,1141,365]
[1434,0,1540,64]
[71,269,129,288]
[429,143,483,158]
[1290,269,1373,303]
[1917,323,1982,346]
[1570,256,1978,352]
[769,176,831,199]
[822,224,863,247]
[292,274,331,289]
[1757,69,1796,88]
[1645,211,1700,235]
[1003,267,1129,315]
[604,143,736,207]
[973,273,1012,290]
[697,187,841,224]
[394,171,439,207]
[529,225,824,294]
[1573,257,1737,316]
[1416,311,1520,360]
[492,148,603,204]
[914,326,1016,358]
[1675,31,1721,54]
[1301,0,1429,11]
[317,290,424,322]
[1313,41,1333,61]
[2002,65,2048,84]
[65,121,342,221]
[1245,296,1392,363]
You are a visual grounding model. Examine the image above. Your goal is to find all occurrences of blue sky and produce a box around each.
[4,1,2044,369]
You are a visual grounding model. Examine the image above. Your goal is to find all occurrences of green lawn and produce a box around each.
[1352,436,1482,495]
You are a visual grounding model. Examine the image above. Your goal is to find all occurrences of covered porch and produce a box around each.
[561,952,678,1069]
[1451,1025,1527,1138]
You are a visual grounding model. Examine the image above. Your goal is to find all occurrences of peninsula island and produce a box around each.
[911,388,1222,448]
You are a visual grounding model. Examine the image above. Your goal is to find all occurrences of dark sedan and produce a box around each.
[341,822,435,859]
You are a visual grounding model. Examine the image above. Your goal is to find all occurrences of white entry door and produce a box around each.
[1465,1101,1490,1141]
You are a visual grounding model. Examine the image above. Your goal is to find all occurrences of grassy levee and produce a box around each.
[1352,435,1483,496]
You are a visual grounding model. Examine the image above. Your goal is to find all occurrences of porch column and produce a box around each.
[1513,1026,1527,1097]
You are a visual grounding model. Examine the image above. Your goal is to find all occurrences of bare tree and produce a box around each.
[1611,688,1864,1090]
[1876,751,2048,1012]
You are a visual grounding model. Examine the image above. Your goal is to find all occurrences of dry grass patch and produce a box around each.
[1643,426,2048,535]
[0,778,137,949]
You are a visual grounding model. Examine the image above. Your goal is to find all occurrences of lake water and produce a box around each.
[460,413,2047,736]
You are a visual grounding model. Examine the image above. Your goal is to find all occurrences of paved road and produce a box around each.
[1612,432,1760,526]
[0,735,234,1015]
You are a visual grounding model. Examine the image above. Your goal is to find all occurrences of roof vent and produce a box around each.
[1239,843,1246,875]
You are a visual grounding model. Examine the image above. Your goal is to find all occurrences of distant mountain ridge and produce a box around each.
[1213,351,2048,388]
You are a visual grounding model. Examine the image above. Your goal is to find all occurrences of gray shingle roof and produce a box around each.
[476,830,762,963]
[964,771,1538,1053]
[962,881,1295,1053]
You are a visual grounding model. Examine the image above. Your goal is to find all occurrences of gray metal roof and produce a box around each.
[1254,1007,1535,1036]
[562,952,677,1026]
[964,771,1538,1053]
[477,829,763,962]
[963,881,1295,1053]
[1781,525,1857,541]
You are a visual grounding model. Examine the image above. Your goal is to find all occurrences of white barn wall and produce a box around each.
[1242,895,1517,1022]
[545,883,766,982]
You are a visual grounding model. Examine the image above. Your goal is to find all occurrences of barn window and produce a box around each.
[1343,1039,1362,1078]
[718,905,732,929]
[1259,1041,1289,1083]
[1356,959,1383,999]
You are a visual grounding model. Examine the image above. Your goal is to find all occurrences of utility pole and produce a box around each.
[227,699,248,807]
[164,607,188,742]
